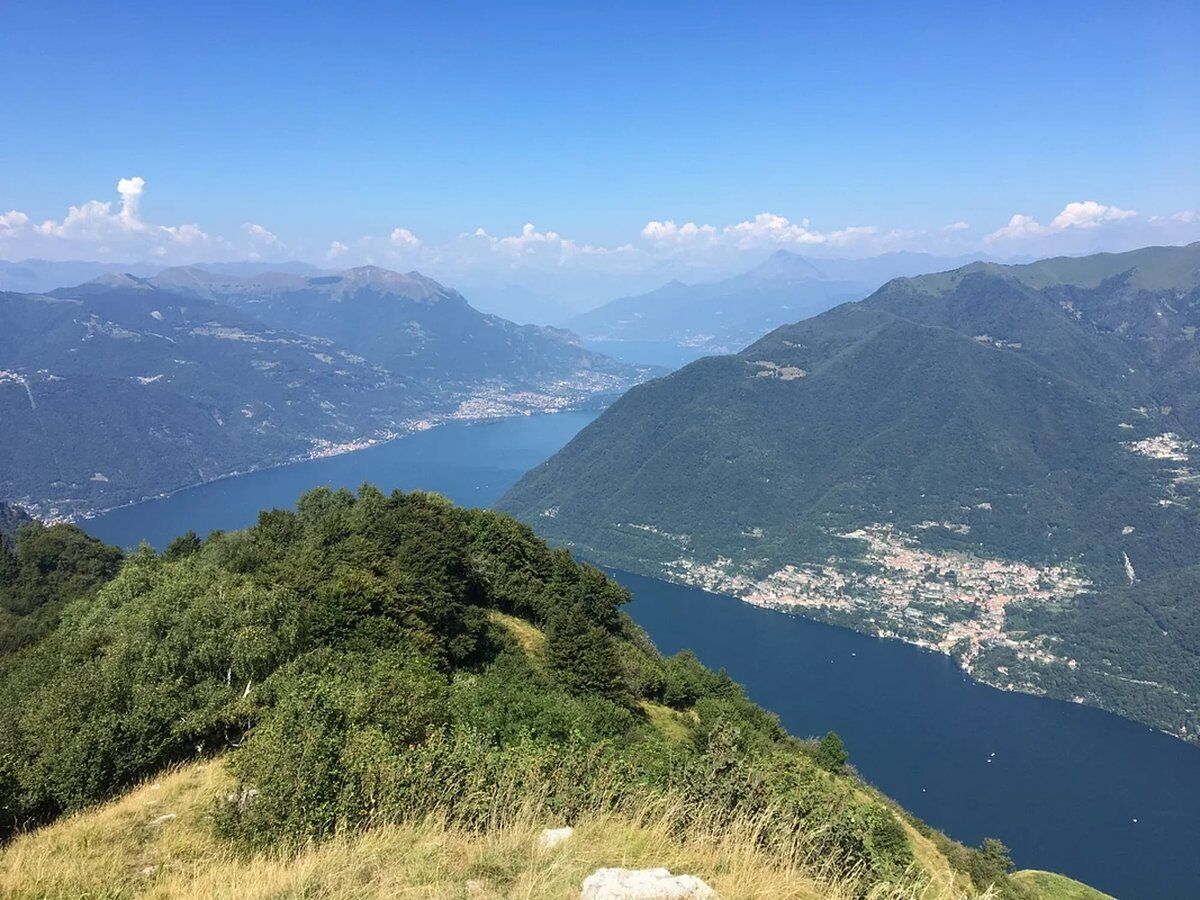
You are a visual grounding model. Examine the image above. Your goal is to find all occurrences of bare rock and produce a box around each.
[581,867,715,899]
[537,825,575,850]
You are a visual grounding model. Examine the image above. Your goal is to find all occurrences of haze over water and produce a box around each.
[84,412,1200,900]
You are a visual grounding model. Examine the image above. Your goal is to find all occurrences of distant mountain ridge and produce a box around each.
[1,267,649,518]
[570,250,866,353]
[150,265,618,388]
[500,242,1200,743]
[0,258,325,295]
[570,249,1000,354]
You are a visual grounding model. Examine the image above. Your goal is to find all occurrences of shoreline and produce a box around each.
[606,555,1199,749]
[42,404,602,526]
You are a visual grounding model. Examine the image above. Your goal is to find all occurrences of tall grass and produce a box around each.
[0,759,990,899]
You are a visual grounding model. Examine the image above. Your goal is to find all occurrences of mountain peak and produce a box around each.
[89,272,154,289]
[329,266,451,302]
[749,249,825,281]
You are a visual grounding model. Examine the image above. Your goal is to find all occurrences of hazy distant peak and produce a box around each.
[84,272,156,291]
[321,266,455,303]
[748,249,825,281]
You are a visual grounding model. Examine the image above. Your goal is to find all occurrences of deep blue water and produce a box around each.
[80,411,1200,899]
[622,571,1200,900]
[83,412,599,550]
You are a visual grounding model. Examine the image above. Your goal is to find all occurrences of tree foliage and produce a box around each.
[0,484,1024,891]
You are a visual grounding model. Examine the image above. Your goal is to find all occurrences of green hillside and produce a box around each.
[0,504,31,544]
[0,485,1082,898]
[499,243,1200,742]
[0,268,649,519]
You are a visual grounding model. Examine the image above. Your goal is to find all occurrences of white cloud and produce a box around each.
[725,212,825,247]
[159,223,212,245]
[986,200,1137,244]
[389,226,422,247]
[456,223,618,265]
[0,177,234,262]
[980,199,1200,256]
[3,179,1197,302]
[1050,200,1136,230]
[116,176,145,229]
[985,213,1046,243]
[243,222,283,247]
[1151,210,1198,225]
[240,223,286,260]
[638,213,915,257]
[641,220,718,243]
[0,210,30,236]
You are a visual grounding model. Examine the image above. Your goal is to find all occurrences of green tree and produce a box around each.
[816,731,849,772]
[545,601,627,701]
[163,530,202,560]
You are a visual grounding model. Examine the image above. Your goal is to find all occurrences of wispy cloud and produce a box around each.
[3,179,1199,293]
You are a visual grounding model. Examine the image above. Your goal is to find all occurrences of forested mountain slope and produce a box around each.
[0,486,1077,898]
[500,243,1200,742]
[0,505,31,543]
[0,277,415,517]
[0,269,648,518]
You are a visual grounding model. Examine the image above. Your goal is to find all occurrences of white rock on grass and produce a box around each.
[537,826,575,850]
[581,867,715,899]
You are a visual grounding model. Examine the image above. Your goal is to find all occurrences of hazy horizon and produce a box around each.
[3,2,1198,308]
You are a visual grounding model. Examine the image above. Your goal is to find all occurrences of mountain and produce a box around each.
[0,259,327,294]
[500,243,1200,744]
[1,268,649,518]
[569,250,868,353]
[0,259,163,294]
[151,265,639,392]
[0,275,415,517]
[808,250,1017,284]
[569,250,1004,356]
[0,485,1087,899]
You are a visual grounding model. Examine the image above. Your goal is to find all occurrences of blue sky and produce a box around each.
[2,0,1198,282]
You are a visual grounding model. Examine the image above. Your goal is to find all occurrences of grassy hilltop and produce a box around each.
[0,486,1093,898]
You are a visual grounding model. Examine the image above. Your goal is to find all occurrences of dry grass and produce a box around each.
[1009,870,1113,900]
[638,700,693,744]
[489,610,547,663]
[0,759,991,900]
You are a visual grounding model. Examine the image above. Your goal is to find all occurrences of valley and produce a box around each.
[5,7,1197,897]
[43,417,1197,900]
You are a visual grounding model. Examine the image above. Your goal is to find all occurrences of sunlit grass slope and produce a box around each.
[1009,870,1114,900]
[0,758,964,900]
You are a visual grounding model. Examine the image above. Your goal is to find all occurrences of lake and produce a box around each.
[582,338,709,370]
[83,412,600,550]
[623,572,1200,900]
[82,411,1199,899]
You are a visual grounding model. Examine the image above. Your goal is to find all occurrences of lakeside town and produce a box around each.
[16,370,628,523]
[658,522,1092,675]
